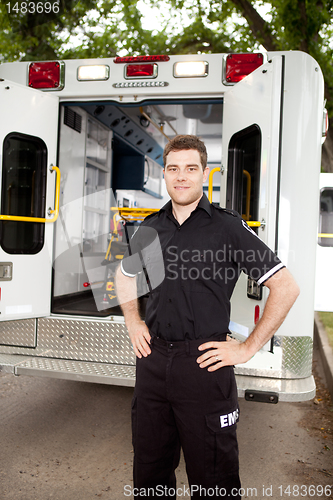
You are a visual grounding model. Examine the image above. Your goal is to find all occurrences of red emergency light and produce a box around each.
[114,55,170,64]
[224,53,264,84]
[254,305,260,324]
[126,63,157,79]
[28,61,64,90]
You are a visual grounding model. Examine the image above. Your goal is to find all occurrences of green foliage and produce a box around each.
[2,0,332,70]
[1,0,333,141]
[319,312,333,349]
[0,0,99,61]
[0,0,170,61]
[164,0,333,137]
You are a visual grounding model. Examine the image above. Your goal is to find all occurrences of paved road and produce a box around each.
[0,345,332,500]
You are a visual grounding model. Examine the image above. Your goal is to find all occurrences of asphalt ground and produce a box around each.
[0,343,332,500]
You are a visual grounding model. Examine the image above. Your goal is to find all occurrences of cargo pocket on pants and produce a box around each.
[204,401,240,482]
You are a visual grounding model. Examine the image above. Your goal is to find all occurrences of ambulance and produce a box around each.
[0,51,326,402]
[315,173,333,312]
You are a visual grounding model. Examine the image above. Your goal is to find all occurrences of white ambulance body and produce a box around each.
[0,51,325,402]
[315,173,333,312]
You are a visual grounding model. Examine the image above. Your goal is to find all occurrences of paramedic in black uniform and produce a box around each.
[115,135,299,499]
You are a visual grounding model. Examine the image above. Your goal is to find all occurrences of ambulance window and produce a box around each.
[226,125,261,225]
[0,133,47,254]
[318,188,333,247]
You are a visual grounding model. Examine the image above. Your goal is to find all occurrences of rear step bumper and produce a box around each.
[0,354,135,386]
[0,353,315,401]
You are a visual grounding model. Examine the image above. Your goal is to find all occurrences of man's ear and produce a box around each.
[203,167,210,183]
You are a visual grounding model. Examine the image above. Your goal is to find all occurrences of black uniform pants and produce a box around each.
[131,335,241,499]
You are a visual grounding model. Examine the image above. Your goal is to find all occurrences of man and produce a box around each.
[116,135,299,499]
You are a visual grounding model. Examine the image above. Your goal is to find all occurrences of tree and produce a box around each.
[0,0,99,61]
[163,0,333,171]
[0,0,168,61]
[0,0,332,170]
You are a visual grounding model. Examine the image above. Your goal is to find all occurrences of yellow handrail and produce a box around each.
[111,207,159,222]
[207,167,260,228]
[318,233,333,238]
[48,165,61,222]
[208,167,221,203]
[243,169,251,221]
[110,206,261,227]
[0,165,61,223]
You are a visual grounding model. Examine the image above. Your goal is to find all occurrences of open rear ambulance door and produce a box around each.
[221,55,284,342]
[0,80,59,334]
[221,53,323,402]
[221,55,288,401]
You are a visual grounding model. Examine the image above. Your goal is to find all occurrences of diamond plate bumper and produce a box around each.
[0,354,135,387]
[0,319,36,347]
[0,353,315,401]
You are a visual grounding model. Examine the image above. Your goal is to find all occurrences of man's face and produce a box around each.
[163,149,209,206]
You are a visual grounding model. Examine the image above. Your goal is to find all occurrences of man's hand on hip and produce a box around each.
[197,337,249,370]
[127,320,151,358]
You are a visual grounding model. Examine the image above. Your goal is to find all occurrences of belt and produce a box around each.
[150,333,227,354]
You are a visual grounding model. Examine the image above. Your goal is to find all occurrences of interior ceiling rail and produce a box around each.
[152,105,178,136]
[139,107,171,141]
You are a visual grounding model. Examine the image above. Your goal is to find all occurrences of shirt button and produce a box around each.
[167,323,171,327]
[168,298,172,303]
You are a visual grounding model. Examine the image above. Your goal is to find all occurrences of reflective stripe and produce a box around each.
[257,262,285,285]
[120,260,136,278]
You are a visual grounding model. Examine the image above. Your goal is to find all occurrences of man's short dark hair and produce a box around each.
[163,135,208,170]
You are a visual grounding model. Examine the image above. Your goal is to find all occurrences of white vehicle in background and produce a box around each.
[315,173,333,312]
[0,51,326,402]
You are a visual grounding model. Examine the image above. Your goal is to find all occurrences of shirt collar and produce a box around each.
[160,193,212,217]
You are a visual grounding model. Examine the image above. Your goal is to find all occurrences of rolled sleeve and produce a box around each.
[120,254,142,278]
[257,262,285,285]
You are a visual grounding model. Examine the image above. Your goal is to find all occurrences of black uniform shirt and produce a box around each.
[121,194,284,341]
